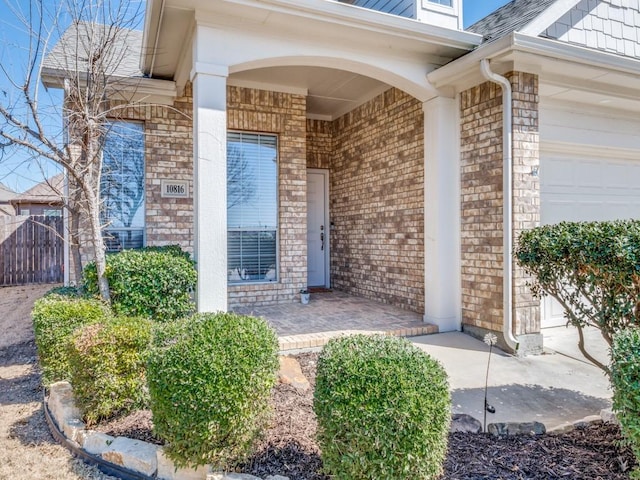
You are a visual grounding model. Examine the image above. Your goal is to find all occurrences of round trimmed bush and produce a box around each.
[32,294,111,384]
[147,312,279,469]
[314,334,451,480]
[67,317,153,425]
[611,327,640,478]
[84,246,197,321]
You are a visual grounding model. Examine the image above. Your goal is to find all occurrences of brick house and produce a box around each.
[9,174,64,217]
[42,0,640,354]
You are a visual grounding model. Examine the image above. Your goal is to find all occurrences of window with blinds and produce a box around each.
[227,132,278,283]
[100,121,145,252]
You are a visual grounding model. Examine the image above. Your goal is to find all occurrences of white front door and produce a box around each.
[307,170,329,288]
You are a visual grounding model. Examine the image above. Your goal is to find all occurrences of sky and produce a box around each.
[0,0,510,193]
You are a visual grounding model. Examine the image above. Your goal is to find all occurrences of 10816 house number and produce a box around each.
[161,180,189,198]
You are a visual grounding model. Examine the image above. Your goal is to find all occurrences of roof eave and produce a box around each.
[41,67,177,101]
[143,0,483,79]
[428,32,640,92]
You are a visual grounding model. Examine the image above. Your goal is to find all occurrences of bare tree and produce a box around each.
[0,0,144,301]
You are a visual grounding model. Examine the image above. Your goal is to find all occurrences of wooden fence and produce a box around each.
[0,215,64,286]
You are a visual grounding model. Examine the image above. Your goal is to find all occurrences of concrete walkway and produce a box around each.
[412,327,612,429]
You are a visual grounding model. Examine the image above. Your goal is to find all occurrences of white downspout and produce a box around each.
[479,59,519,353]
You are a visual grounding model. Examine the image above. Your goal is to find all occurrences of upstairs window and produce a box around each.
[100,121,145,251]
[429,0,452,5]
[227,132,278,283]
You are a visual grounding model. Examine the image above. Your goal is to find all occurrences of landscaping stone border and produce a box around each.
[46,381,618,480]
[45,382,288,480]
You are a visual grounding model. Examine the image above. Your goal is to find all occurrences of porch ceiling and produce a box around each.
[229,66,390,120]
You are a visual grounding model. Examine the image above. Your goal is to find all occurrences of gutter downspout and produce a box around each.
[148,0,166,78]
[479,59,519,354]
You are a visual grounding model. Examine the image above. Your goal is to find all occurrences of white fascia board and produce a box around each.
[428,32,640,92]
[511,33,640,76]
[41,67,177,99]
[193,0,481,50]
[141,0,161,72]
[427,34,514,89]
[519,0,582,37]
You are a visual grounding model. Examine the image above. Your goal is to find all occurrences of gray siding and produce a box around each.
[340,0,415,18]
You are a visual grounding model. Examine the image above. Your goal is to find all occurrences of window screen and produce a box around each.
[227,132,278,283]
[100,121,145,252]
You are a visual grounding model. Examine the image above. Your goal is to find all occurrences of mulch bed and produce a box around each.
[96,352,636,479]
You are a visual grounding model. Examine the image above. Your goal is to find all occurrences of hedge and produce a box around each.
[314,334,450,479]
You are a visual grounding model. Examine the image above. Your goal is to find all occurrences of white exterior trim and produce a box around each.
[428,32,640,93]
[423,96,461,332]
[192,65,229,313]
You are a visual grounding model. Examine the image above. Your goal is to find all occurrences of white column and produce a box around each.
[192,64,228,312]
[423,97,461,332]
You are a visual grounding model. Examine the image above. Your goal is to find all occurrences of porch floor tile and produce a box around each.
[232,290,438,351]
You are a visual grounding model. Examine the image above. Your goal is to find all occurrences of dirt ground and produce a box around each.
[0,284,115,480]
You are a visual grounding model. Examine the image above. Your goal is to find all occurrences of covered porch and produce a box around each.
[233,290,438,351]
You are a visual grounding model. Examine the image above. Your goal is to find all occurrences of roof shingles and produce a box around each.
[466,0,557,43]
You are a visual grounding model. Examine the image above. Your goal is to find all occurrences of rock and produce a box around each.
[547,422,575,434]
[102,436,159,476]
[600,408,618,424]
[265,476,290,480]
[156,448,208,480]
[573,415,603,429]
[48,382,81,430]
[450,414,482,433]
[83,432,115,455]
[488,421,546,436]
[62,417,86,446]
[207,473,262,480]
[278,356,310,392]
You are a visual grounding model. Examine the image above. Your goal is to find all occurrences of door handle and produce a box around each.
[320,225,324,251]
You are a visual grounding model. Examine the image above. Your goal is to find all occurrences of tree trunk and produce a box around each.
[83,125,111,303]
[87,189,110,302]
[70,209,84,287]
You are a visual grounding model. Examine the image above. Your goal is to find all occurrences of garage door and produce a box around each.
[540,147,640,327]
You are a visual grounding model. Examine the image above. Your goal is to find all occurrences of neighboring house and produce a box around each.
[0,183,16,216]
[41,0,640,354]
[9,174,64,217]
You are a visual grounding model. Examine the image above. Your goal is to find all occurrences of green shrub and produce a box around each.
[516,220,640,372]
[84,245,197,321]
[32,295,111,384]
[611,327,640,478]
[67,317,153,425]
[147,312,279,469]
[314,334,450,480]
[44,285,81,298]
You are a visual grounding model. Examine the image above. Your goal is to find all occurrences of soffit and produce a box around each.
[228,66,391,120]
